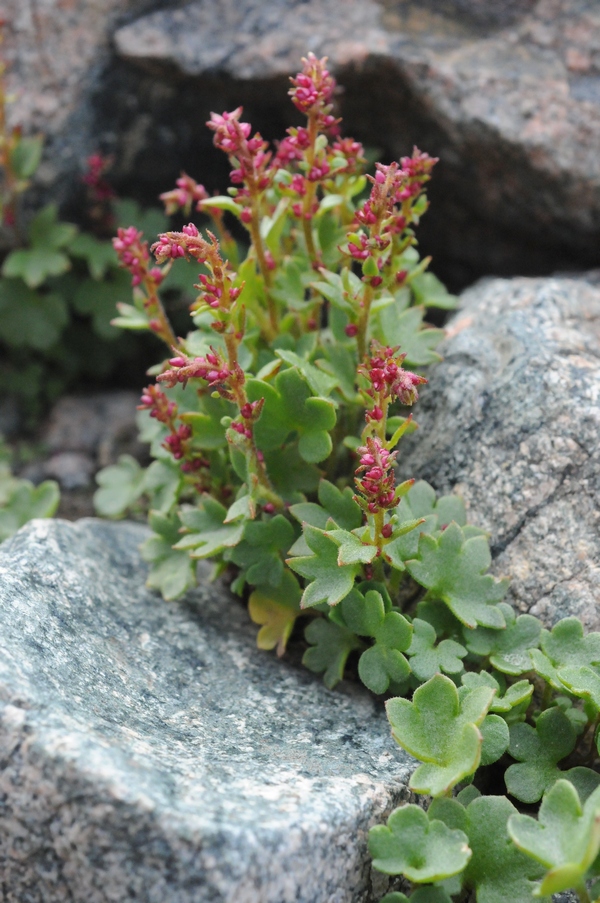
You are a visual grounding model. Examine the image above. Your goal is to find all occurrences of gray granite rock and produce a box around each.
[0,518,415,903]
[398,276,600,630]
[109,0,600,287]
[1,0,180,209]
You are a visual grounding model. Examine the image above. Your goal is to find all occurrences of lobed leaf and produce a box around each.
[369,804,471,882]
[386,673,495,796]
[406,522,508,629]
[508,780,600,897]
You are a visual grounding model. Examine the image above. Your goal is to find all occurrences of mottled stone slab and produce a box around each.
[399,276,600,630]
[111,0,600,286]
[0,519,414,903]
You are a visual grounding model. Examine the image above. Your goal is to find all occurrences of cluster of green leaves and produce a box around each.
[0,140,197,416]
[90,57,600,903]
[0,439,59,542]
[370,612,600,903]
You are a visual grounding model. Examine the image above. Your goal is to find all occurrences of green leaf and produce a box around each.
[93,455,146,518]
[411,272,458,310]
[72,276,130,338]
[318,479,362,529]
[69,233,118,279]
[358,642,411,695]
[275,349,338,398]
[340,588,388,635]
[9,135,44,179]
[140,510,197,601]
[174,498,244,559]
[379,891,452,903]
[540,617,600,674]
[318,343,358,402]
[326,529,378,565]
[111,302,151,331]
[246,368,336,463]
[302,618,361,689]
[227,515,295,587]
[386,674,495,797]
[407,618,467,683]
[29,205,77,249]
[143,458,183,514]
[407,523,507,629]
[373,304,444,367]
[199,194,243,215]
[2,247,71,288]
[287,524,361,608]
[461,672,534,715]
[479,714,510,766]
[248,571,301,656]
[0,479,60,542]
[509,780,600,897]
[0,281,69,349]
[462,796,548,903]
[505,707,577,804]
[464,603,542,675]
[369,804,471,882]
[557,665,600,711]
[114,199,168,238]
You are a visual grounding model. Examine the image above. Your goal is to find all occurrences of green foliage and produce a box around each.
[140,510,197,601]
[74,55,600,903]
[462,796,548,903]
[0,445,60,542]
[407,618,467,683]
[406,523,508,629]
[369,804,471,882]
[386,674,495,796]
[505,707,583,804]
[508,780,600,897]
[302,618,361,689]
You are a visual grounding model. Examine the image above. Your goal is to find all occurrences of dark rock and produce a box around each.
[398,275,600,630]
[0,518,415,902]
[42,391,142,463]
[6,0,600,288]
[41,451,95,490]
[107,0,600,288]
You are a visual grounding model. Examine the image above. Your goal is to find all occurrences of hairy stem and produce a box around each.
[248,202,278,339]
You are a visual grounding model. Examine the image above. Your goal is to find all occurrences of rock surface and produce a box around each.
[5,0,600,285]
[0,518,414,903]
[398,275,600,630]
[1,0,178,205]
[108,0,600,287]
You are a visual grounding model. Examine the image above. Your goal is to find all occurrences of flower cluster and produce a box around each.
[355,436,398,515]
[82,153,114,202]
[160,173,208,216]
[152,227,241,317]
[207,108,272,203]
[346,151,438,280]
[361,342,427,413]
[113,226,163,288]
[289,53,337,129]
[157,350,232,391]
[138,384,177,423]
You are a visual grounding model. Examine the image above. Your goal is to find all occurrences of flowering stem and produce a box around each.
[248,201,278,339]
[144,276,179,351]
[223,329,282,508]
[302,114,321,268]
[356,283,374,362]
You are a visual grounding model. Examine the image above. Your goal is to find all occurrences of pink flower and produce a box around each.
[289,54,336,117]
[355,436,398,513]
